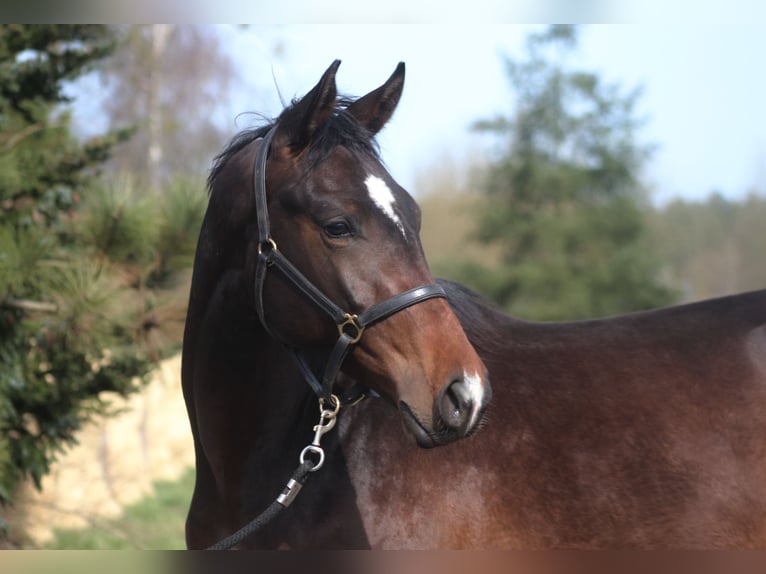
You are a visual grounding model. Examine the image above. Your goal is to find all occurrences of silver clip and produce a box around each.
[299,395,340,472]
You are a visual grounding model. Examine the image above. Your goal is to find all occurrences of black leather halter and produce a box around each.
[252,126,447,403]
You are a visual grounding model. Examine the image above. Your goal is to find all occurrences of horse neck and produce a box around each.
[182,209,317,456]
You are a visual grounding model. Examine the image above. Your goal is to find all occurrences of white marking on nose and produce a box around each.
[365,175,406,239]
[463,370,486,430]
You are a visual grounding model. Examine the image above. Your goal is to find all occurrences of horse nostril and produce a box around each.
[438,378,475,434]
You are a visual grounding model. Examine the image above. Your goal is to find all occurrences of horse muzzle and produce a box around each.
[399,370,492,448]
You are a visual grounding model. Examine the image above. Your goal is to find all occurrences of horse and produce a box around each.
[181,60,491,549]
[182,61,766,549]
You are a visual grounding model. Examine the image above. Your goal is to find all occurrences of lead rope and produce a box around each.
[206,395,341,550]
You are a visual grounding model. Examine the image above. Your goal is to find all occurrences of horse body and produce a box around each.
[187,275,766,549]
[336,282,766,548]
[183,61,766,549]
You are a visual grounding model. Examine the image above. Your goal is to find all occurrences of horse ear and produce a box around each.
[275,60,341,153]
[346,62,405,135]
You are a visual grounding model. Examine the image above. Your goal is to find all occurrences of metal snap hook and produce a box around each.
[299,394,340,472]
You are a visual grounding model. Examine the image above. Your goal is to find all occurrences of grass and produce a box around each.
[40,468,194,549]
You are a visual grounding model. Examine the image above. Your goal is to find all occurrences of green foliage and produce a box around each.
[72,176,204,281]
[152,177,208,284]
[75,180,160,266]
[0,26,128,218]
[466,25,676,320]
[0,25,205,520]
[420,185,766,316]
[69,177,204,356]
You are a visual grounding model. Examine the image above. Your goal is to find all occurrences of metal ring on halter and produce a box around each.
[258,237,278,256]
[319,394,341,416]
[337,313,365,344]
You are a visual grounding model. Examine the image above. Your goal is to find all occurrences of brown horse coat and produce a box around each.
[182,61,766,549]
[334,281,766,548]
[185,277,766,548]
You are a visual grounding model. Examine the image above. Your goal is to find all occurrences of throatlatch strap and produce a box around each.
[289,350,324,398]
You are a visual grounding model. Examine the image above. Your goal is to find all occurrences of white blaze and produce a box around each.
[365,175,406,239]
[463,370,486,430]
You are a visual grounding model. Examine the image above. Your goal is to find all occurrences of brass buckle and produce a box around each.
[337,313,364,344]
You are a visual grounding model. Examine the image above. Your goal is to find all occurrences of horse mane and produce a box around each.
[208,97,381,194]
[436,278,520,360]
[207,124,271,192]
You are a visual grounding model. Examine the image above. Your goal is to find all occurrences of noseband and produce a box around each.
[252,126,446,404]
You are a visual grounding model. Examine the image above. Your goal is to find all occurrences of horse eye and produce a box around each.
[324,221,352,238]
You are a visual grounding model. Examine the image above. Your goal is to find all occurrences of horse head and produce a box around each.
[212,61,491,447]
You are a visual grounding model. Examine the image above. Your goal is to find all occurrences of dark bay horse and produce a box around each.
[182,61,490,548]
[183,61,766,549]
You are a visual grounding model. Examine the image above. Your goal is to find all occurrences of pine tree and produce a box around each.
[469,25,676,320]
[0,25,152,512]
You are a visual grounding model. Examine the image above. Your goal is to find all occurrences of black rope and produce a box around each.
[206,460,315,550]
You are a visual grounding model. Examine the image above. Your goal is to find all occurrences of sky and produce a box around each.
[57,10,766,205]
[214,24,766,205]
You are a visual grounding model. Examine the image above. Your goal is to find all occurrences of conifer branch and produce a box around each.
[0,124,45,153]
[1,298,58,313]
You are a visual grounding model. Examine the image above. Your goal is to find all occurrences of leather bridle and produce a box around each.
[251,126,447,405]
[206,125,447,550]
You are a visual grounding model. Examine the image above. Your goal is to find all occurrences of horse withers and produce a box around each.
[181,61,490,548]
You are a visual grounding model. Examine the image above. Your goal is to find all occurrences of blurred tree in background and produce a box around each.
[0,24,205,525]
[456,25,676,320]
[647,191,766,301]
[98,25,236,188]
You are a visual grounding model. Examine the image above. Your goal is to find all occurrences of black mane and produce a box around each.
[437,278,521,360]
[208,97,380,192]
[207,124,270,191]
